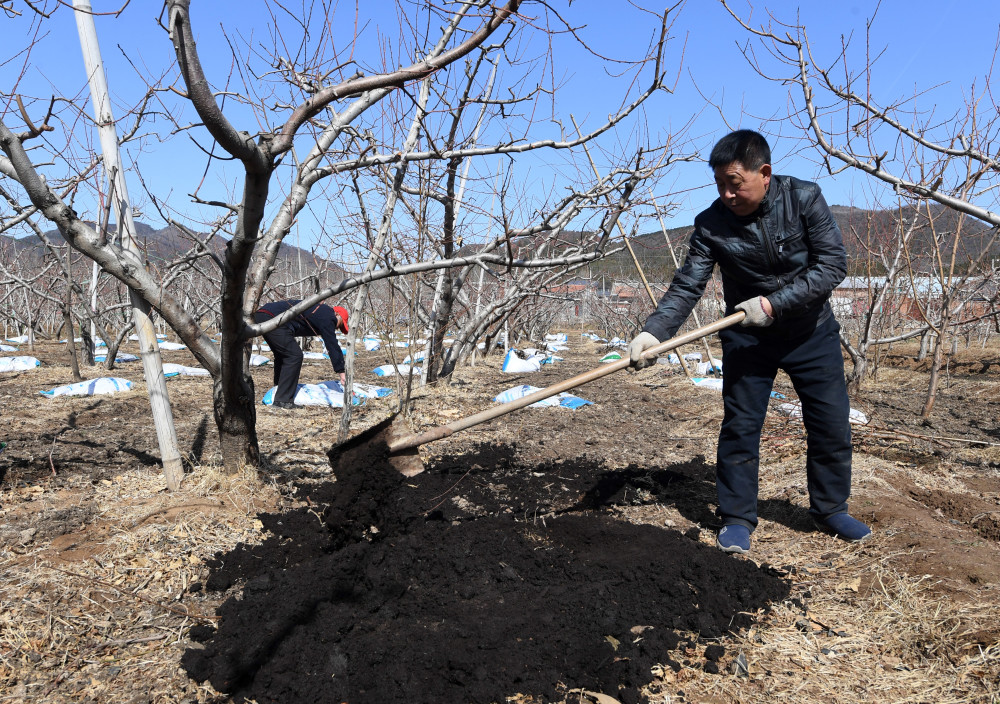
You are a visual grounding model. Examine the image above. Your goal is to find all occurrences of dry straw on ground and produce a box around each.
[2,336,999,703]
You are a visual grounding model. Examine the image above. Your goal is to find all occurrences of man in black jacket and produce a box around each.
[253,300,348,409]
[629,130,870,554]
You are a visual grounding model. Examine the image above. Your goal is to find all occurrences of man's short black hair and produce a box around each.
[708,129,771,171]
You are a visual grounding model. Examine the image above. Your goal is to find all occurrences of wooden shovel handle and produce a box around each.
[388,312,745,453]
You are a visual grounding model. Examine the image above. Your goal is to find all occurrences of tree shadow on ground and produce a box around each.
[182,442,790,704]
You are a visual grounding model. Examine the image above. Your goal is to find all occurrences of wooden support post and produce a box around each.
[74,0,184,490]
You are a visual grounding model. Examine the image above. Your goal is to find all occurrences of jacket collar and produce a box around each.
[757,175,777,216]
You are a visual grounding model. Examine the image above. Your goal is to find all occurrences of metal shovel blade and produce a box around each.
[328,413,424,478]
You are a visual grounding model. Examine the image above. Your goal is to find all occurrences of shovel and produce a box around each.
[330,312,745,477]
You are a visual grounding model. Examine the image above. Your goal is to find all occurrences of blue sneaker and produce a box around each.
[815,513,871,542]
[716,524,751,554]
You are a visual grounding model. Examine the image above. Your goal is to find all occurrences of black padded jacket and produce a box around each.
[642,174,847,342]
[257,300,346,374]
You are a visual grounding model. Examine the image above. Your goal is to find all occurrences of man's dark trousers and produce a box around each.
[716,315,852,530]
[253,312,303,405]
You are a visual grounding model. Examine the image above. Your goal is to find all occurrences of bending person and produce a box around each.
[253,300,349,409]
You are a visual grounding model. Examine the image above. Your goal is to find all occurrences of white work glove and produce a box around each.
[628,331,661,370]
[735,296,774,327]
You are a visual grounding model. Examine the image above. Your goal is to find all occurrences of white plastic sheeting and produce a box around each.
[249,354,270,366]
[6,335,30,344]
[158,341,187,350]
[303,351,328,360]
[363,337,381,351]
[599,352,623,364]
[494,384,591,409]
[0,344,18,352]
[262,380,364,407]
[41,377,132,397]
[0,356,40,372]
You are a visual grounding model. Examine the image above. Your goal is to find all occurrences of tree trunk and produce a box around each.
[917,330,932,361]
[213,341,259,473]
[846,354,867,396]
[81,326,95,366]
[63,306,82,382]
[921,334,945,418]
[426,275,456,383]
[64,247,82,381]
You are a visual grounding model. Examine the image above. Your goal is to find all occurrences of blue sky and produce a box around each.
[2,0,997,257]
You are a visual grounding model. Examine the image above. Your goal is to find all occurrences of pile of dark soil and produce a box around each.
[182,433,790,703]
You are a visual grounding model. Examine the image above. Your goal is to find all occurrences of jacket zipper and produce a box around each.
[759,213,780,270]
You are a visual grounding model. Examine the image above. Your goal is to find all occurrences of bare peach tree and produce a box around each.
[723,3,1000,409]
[1,0,687,470]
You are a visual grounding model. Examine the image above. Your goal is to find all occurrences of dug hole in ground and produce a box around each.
[1,333,999,703]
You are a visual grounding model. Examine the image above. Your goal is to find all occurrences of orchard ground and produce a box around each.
[1,331,999,703]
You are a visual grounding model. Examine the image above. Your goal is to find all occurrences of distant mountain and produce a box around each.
[3,222,349,282]
[608,203,998,281]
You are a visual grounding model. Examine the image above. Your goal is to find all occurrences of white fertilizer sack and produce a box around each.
[349,382,393,398]
[494,384,591,409]
[372,364,420,377]
[501,349,543,373]
[95,353,139,363]
[776,402,869,425]
[41,377,132,397]
[0,356,40,372]
[162,363,210,377]
[261,380,364,407]
[695,360,723,375]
